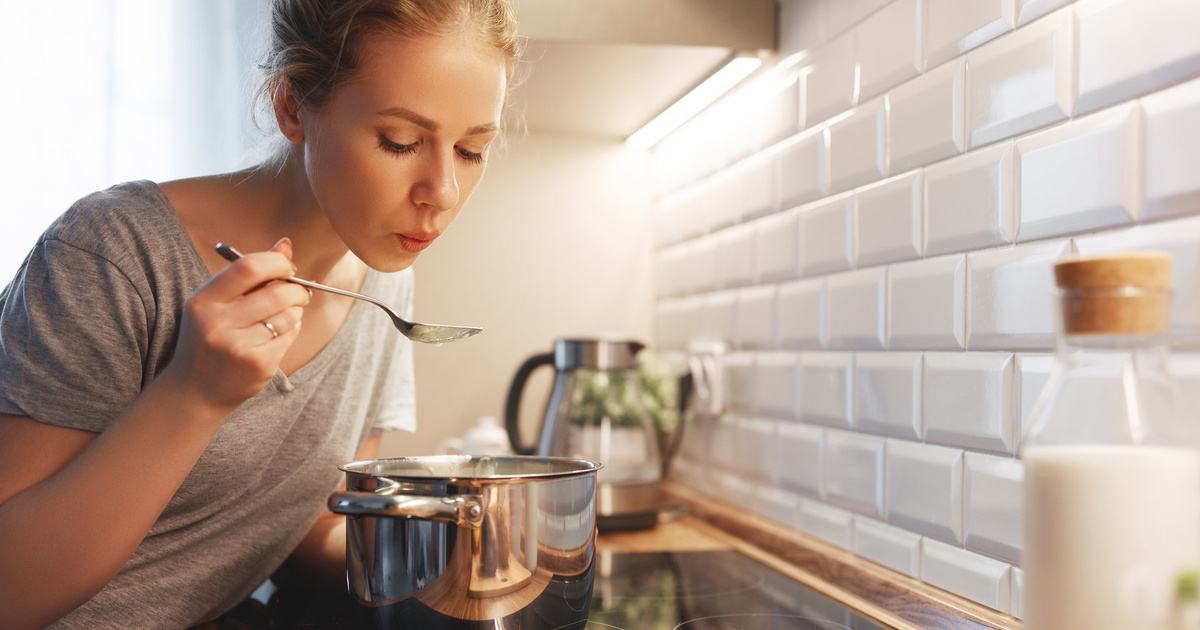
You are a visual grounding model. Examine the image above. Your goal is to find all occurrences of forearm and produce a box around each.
[0,370,233,629]
[271,516,348,594]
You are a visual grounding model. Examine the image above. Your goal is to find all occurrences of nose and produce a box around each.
[411,145,460,212]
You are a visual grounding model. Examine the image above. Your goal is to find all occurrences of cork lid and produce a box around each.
[1054,251,1172,335]
[1055,251,1173,290]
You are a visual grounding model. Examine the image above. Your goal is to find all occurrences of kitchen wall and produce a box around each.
[652,0,1200,617]
[382,132,655,457]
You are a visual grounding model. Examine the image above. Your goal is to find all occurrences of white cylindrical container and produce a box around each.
[1022,252,1200,630]
[1024,445,1200,628]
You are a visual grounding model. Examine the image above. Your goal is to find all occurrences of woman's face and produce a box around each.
[300,29,507,272]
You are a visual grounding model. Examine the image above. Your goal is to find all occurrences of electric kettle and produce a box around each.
[505,338,681,530]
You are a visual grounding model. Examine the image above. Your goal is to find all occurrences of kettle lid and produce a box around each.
[554,337,644,370]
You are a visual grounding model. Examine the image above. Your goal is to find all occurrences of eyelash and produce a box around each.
[378,135,486,165]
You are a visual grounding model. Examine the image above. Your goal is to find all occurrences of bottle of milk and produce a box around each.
[1023,251,1200,630]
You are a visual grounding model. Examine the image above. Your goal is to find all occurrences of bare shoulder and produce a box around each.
[0,414,95,506]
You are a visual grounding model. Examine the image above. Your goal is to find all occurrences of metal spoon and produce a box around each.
[215,243,481,345]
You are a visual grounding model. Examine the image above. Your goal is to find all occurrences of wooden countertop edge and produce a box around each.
[663,482,1022,630]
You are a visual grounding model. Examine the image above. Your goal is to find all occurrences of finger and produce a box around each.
[229,282,310,328]
[207,251,296,300]
[256,305,304,342]
[271,236,295,263]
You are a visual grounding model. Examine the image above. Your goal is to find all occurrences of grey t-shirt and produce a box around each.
[0,181,417,628]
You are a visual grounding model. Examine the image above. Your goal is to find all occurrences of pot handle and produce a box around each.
[328,491,484,526]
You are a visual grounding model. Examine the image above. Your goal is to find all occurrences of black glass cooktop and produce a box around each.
[245,550,890,629]
[584,550,889,630]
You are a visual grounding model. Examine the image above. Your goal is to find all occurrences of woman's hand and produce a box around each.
[164,238,311,412]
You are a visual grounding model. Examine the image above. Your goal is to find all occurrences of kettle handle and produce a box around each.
[504,352,555,455]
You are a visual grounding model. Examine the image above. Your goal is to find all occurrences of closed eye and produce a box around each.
[378,135,417,156]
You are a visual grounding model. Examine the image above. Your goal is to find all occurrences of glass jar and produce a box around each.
[1022,251,1200,630]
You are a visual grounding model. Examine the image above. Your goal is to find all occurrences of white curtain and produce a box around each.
[0,0,272,283]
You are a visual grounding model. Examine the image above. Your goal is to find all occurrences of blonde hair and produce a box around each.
[260,0,521,112]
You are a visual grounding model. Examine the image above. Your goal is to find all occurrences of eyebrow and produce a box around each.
[377,106,498,136]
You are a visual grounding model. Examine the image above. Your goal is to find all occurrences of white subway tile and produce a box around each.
[924,352,1016,454]
[856,171,924,267]
[687,235,721,294]
[1075,0,1200,115]
[1015,102,1142,242]
[755,352,801,418]
[715,470,762,513]
[735,286,776,350]
[800,498,856,549]
[1074,216,1200,346]
[889,255,967,350]
[654,246,680,298]
[1143,77,1200,221]
[801,192,856,275]
[778,277,826,349]
[724,353,756,413]
[888,58,967,175]
[775,421,824,497]
[966,8,1074,148]
[755,70,804,149]
[855,352,923,441]
[778,126,829,208]
[707,169,743,231]
[734,416,777,481]
[964,453,1024,564]
[925,142,1016,256]
[853,515,923,577]
[754,208,801,282]
[926,0,1015,70]
[1014,353,1055,449]
[719,223,757,288]
[679,413,715,462]
[733,152,779,221]
[703,290,738,344]
[1016,0,1072,27]
[828,98,888,194]
[827,0,888,37]
[967,239,1072,350]
[678,295,709,348]
[800,352,856,429]
[1011,567,1024,619]
[805,33,859,126]
[655,299,686,350]
[1170,354,1200,419]
[886,439,964,543]
[857,0,922,101]
[757,485,803,528]
[824,429,886,518]
[710,414,741,471]
[921,538,1013,613]
[827,268,888,350]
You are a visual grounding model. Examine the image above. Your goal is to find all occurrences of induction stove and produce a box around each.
[585,550,889,630]
[251,549,889,629]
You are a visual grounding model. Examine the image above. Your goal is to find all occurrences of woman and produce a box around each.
[0,0,520,627]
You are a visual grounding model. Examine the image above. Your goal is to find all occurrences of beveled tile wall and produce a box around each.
[651,0,1200,617]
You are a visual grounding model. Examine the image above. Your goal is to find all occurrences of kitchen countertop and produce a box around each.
[657,483,1022,630]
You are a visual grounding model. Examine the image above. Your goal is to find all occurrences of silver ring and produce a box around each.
[261,321,279,338]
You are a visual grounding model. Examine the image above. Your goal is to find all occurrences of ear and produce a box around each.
[270,80,305,144]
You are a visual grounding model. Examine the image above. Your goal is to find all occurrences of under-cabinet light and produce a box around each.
[625,54,763,150]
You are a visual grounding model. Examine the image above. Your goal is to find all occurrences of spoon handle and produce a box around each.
[214,242,386,308]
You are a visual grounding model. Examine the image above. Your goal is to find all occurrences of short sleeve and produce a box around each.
[0,237,150,432]
[371,268,416,434]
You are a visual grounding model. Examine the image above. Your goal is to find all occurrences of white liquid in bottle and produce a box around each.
[1024,444,1200,630]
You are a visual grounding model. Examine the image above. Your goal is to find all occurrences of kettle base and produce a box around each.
[596,481,663,532]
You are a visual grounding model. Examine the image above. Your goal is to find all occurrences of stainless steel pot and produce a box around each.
[328,455,602,629]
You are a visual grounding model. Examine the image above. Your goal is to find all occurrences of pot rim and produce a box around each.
[339,454,603,482]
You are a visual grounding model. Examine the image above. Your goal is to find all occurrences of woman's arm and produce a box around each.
[0,242,309,630]
[271,435,382,594]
